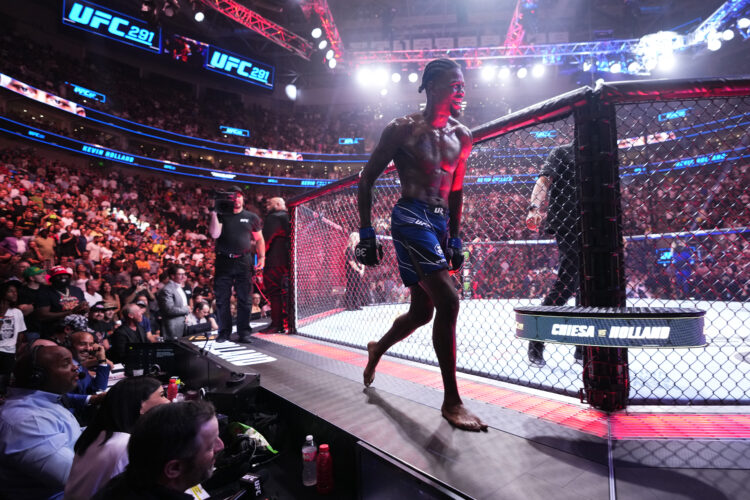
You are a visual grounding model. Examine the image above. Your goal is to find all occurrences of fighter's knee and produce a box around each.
[434,293,459,317]
[410,308,434,326]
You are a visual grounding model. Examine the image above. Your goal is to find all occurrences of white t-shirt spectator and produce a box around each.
[83,291,103,308]
[0,308,25,354]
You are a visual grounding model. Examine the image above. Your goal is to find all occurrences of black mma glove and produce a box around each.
[445,237,464,271]
[355,227,384,266]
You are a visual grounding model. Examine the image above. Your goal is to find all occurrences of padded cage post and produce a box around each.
[575,94,629,411]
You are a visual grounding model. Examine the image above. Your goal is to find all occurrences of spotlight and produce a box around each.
[480,65,497,81]
[627,61,641,73]
[516,67,528,79]
[391,72,401,83]
[328,58,337,69]
[582,60,592,72]
[162,0,179,17]
[325,49,334,60]
[738,18,750,30]
[408,72,418,83]
[498,66,511,79]
[380,88,388,96]
[609,62,622,74]
[643,57,658,71]
[707,37,722,51]
[285,84,297,101]
[373,68,388,86]
[311,28,322,39]
[531,64,545,78]
[189,0,205,21]
[658,53,675,71]
[141,0,155,13]
[722,29,735,41]
[357,67,372,86]
[318,40,328,50]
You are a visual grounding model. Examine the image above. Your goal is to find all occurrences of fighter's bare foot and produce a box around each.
[363,341,379,387]
[441,403,488,432]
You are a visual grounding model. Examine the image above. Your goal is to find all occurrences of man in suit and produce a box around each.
[156,264,190,340]
[109,303,149,364]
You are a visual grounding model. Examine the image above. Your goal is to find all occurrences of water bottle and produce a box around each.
[316,443,333,494]
[301,435,317,486]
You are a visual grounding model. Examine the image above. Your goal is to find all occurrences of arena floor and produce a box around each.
[296,298,750,404]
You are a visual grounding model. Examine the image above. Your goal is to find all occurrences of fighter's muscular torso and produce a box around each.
[391,113,471,208]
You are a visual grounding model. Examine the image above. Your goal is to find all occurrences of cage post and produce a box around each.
[575,93,629,412]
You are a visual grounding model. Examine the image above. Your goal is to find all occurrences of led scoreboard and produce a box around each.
[206,47,274,90]
[63,0,161,53]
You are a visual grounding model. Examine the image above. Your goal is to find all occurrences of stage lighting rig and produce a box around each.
[162,0,180,17]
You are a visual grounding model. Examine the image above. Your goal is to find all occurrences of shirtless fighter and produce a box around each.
[357,59,487,431]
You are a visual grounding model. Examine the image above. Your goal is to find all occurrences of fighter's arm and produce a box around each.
[358,119,408,228]
[525,174,552,231]
[252,230,265,270]
[448,125,472,238]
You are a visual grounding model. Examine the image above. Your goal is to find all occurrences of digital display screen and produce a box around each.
[65,82,106,103]
[220,125,249,137]
[62,0,161,53]
[656,246,696,266]
[205,46,274,90]
[530,130,557,139]
[164,34,208,66]
[658,108,690,122]
[339,137,364,145]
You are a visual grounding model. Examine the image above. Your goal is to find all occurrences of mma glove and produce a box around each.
[445,237,464,271]
[356,227,384,266]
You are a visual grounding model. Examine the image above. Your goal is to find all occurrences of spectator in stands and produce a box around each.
[31,227,56,267]
[109,303,148,364]
[0,345,82,499]
[186,300,218,333]
[36,265,88,337]
[1,227,27,256]
[88,301,112,348]
[83,278,102,306]
[17,265,44,341]
[250,292,269,319]
[157,264,190,340]
[99,280,121,314]
[65,376,168,500]
[0,281,25,400]
[67,330,110,407]
[92,400,224,499]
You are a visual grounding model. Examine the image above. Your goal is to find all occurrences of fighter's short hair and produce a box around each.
[418,59,461,93]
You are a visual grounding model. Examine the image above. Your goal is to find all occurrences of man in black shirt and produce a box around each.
[525,142,582,367]
[208,186,265,343]
[259,197,290,333]
[109,303,149,363]
[36,266,88,338]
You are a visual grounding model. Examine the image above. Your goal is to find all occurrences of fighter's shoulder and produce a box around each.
[386,113,420,132]
[449,117,472,138]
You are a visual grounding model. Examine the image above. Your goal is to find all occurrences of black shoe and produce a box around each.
[528,341,545,367]
[258,324,285,334]
[237,335,252,343]
[574,346,583,364]
[215,333,230,343]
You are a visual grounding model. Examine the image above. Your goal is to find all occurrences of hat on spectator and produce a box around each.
[23,266,45,278]
[227,185,243,194]
[91,301,106,312]
[136,300,148,308]
[102,301,118,310]
[61,314,92,332]
[49,265,71,277]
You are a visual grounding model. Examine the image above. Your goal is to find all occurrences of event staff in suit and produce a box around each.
[156,264,190,340]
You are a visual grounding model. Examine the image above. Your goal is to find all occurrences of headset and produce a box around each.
[29,345,47,389]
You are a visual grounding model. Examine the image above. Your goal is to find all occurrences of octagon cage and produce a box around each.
[288,77,750,406]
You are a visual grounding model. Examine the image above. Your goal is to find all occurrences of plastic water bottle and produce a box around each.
[301,435,317,486]
[316,443,333,494]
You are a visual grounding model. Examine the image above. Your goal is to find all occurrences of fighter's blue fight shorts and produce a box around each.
[391,198,450,287]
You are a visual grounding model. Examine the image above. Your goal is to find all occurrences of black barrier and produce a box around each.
[289,77,750,407]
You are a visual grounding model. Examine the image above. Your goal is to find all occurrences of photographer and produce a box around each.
[209,186,264,343]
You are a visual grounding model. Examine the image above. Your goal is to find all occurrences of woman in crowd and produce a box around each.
[64,376,168,500]
[99,280,121,315]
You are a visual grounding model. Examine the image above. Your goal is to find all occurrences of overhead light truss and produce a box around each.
[196,0,314,60]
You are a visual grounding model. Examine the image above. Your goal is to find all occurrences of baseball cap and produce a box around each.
[136,300,148,308]
[91,302,106,312]
[23,266,45,278]
[226,185,243,194]
[49,266,71,277]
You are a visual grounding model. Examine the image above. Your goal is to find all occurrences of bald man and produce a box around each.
[259,197,290,333]
[0,345,82,499]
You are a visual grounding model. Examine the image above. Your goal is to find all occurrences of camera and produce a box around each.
[214,191,236,214]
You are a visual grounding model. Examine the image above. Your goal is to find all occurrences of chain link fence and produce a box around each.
[291,80,750,405]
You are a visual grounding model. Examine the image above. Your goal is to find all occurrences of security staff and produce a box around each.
[209,186,265,342]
